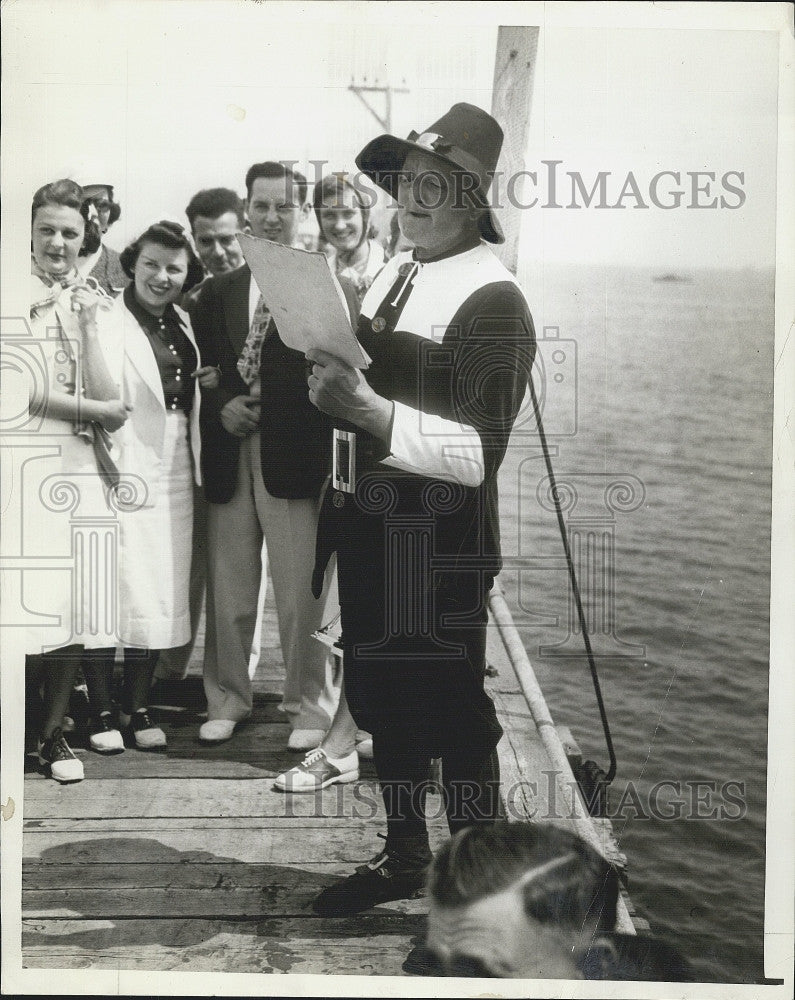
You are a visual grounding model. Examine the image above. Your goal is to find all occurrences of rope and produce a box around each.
[527,370,617,785]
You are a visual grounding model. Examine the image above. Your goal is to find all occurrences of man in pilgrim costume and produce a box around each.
[307,103,536,915]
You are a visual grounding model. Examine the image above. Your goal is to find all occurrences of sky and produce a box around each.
[1,1,782,270]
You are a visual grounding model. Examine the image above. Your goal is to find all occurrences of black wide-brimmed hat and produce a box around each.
[355,102,504,244]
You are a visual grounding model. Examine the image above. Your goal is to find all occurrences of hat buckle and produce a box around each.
[355,102,505,244]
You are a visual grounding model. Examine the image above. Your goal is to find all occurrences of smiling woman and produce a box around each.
[313,172,385,301]
[78,221,217,758]
[133,241,191,315]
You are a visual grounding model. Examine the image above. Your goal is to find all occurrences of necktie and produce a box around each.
[237,294,271,385]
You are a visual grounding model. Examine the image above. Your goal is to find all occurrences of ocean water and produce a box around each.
[497,263,775,984]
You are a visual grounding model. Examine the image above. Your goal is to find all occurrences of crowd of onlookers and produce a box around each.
[26,162,404,786]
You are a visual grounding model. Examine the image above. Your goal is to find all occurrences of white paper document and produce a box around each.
[238,233,371,369]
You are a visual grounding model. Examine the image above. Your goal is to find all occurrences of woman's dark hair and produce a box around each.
[31,178,101,256]
[185,187,245,229]
[119,220,205,292]
[429,820,619,935]
[312,172,375,247]
[244,161,307,204]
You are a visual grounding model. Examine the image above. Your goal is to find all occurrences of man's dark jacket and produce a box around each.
[190,263,360,503]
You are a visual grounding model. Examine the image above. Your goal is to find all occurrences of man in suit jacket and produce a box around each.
[185,186,245,278]
[153,187,249,689]
[191,161,352,748]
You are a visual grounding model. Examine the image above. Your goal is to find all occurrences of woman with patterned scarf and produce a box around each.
[26,178,128,783]
[314,172,385,300]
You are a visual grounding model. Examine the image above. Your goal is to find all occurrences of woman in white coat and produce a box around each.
[81,221,216,753]
[26,178,129,783]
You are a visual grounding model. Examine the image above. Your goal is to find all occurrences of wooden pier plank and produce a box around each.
[22,917,424,975]
[21,593,637,975]
[23,819,450,866]
[22,884,430,920]
[23,861,412,890]
[22,777,451,822]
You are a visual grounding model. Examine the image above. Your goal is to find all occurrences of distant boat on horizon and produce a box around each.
[652,272,693,283]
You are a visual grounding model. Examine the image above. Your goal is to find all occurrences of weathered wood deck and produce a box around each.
[21,585,634,976]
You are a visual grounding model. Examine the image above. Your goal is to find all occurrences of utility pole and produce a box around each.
[348,78,409,135]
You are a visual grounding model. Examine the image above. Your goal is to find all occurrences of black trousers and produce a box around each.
[82,647,159,716]
[373,743,504,863]
[332,481,504,860]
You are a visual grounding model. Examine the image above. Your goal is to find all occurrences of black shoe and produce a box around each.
[402,943,443,976]
[312,848,428,916]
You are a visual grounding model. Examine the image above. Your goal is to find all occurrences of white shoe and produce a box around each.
[273,748,359,792]
[355,732,374,759]
[89,714,125,754]
[38,728,84,783]
[199,719,237,743]
[287,728,326,751]
[133,725,167,750]
[122,710,167,751]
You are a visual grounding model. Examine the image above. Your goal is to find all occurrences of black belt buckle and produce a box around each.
[333,428,356,493]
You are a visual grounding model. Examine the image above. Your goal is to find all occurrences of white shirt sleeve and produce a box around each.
[382,399,485,487]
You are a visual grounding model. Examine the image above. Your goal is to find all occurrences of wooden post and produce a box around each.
[491,26,539,275]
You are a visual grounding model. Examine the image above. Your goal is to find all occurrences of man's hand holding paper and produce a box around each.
[306,349,394,441]
[238,233,371,369]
